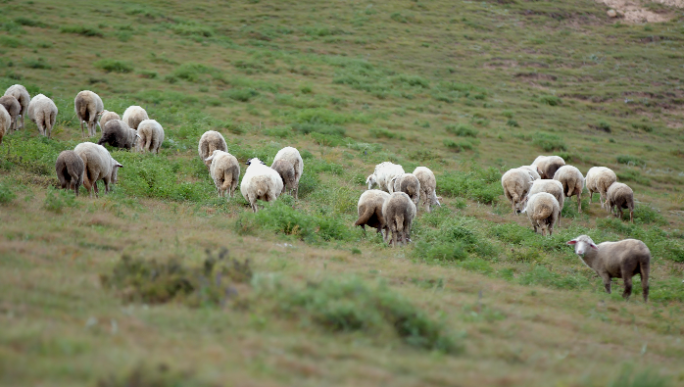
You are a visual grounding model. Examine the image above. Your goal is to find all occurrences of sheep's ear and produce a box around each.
[566,240,577,245]
[115,163,123,168]
[590,243,599,250]
[205,155,214,163]
[246,159,252,166]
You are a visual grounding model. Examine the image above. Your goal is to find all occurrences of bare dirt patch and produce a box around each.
[597,0,683,23]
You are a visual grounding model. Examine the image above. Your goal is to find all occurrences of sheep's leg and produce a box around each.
[622,273,633,300]
[640,265,649,303]
[80,121,85,138]
[630,208,634,224]
[392,229,398,248]
[576,193,582,213]
[20,113,24,130]
[601,274,611,294]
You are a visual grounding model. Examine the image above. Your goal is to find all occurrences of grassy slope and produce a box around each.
[1,0,684,385]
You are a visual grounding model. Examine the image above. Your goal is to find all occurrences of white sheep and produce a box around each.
[98,110,119,132]
[354,189,391,237]
[553,165,584,213]
[198,130,228,168]
[206,150,240,199]
[519,165,541,181]
[366,162,405,192]
[382,192,417,247]
[412,166,441,212]
[0,95,20,131]
[390,173,421,205]
[522,192,561,236]
[606,182,634,223]
[73,142,123,197]
[122,105,149,130]
[532,155,565,179]
[528,179,565,211]
[27,94,58,138]
[74,90,104,137]
[137,119,165,154]
[0,105,10,145]
[240,158,283,212]
[585,167,617,208]
[271,146,304,199]
[566,235,650,301]
[501,167,533,214]
[3,84,30,130]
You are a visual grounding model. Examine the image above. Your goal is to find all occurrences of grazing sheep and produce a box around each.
[519,165,541,181]
[553,165,584,213]
[98,110,119,132]
[122,105,149,130]
[3,84,30,130]
[366,162,405,192]
[567,235,650,301]
[271,159,296,196]
[354,189,391,237]
[532,155,566,179]
[55,150,84,196]
[522,192,561,236]
[528,179,565,211]
[413,166,441,213]
[205,150,240,199]
[198,130,228,168]
[27,94,58,138]
[585,167,617,208]
[501,167,533,214]
[272,146,304,199]
[137,119,164,154]
[73,142,123,197]
[382,192,417,247]
[74,90,104,137]
[240,158,283,212]
[606,182,634,223]
[0,95,20,131]
[390,173,421,205]
[0,105,10,145]
[98,119,138,150]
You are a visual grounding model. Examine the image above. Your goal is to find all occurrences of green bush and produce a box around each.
[0,182,16,204]
[95,59,133,73]
[170,22,213,37]
[531,132,566,152]
[445,124,478,137]
[369,127,399,139]
[173,63,218,83]
[60,25,103,37]
[443,139,474,152]
[223,88,259,102]
[538,95,561,106]
[0,36,22,48]
[617,155,645,167]
[616,169,650,186]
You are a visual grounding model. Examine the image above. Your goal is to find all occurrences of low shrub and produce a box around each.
[0,182,16,204]
[443,139,475,152]
[617,155,645,167]
[95,59,133,73]
[532,132,566,152]
[60,25,104,37]
[538,95,562,106]
[445,124,478,137]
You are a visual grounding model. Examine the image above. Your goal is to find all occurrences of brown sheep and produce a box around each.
[354,190,390,237]
[55,150,85,196]
[390,173,421,205]
[271,159,296,197]
[532,155,566,179]
[606,182,634,223]
[0,95,21,131]
[381,192,417,247]
[98,119,138,150]
[3,84,30,130]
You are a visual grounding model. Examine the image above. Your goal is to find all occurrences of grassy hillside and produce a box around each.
[1,0,684,385]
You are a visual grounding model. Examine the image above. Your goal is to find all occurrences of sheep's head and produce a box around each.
[246,158,265,166]
[430,192,442,207]
[515,196,528,214]
[365,174,375,190]
[566,235,598,256]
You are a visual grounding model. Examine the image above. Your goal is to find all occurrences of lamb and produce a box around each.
[501,167,533,214]
[98,110,119,132]
[271,146,304,199]
[366,162,405,192]
[122,105,149,130]
[98,119,138,150]
[74,90,104,137]
[567,235,650,301]
[240,158,283,212]
[205,150,240,199]
[27,94,58,138]
[522,192,561,236]
[271,159,296,196]
[137,119,164,154]
[606,182,634,223]
[413,166,441,212]
[0,95,20,131]
[354,189,391,237]
[532,155,565,179]
[553,165,584,213]
[0,105,10,145]
[528,179,565,211]
[55,150,84,196]
[3,84,30,130]
[382,192,417,247]
[198,130,228,168]
[390,173,421,205]
[519,165,541,181]
[73,142,123,197]
[585,167,617,208]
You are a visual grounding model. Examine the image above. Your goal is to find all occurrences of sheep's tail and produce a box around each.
[566,181,574,198]
[395,213,405,233]
[354,206,374,226]
[537,203,553,220]
[256,188,264,198]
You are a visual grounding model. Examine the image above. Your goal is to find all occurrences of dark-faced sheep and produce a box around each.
[272,147,304,199]
[382,192,417,247]
[585,167,617,209]
[74,90,104,138]
[55,150,84,196]
[567,235,650,301]
[98,119,138,150]
[532,155,565,179]
[522,192,560,236]
[0,95,20,131]
[606,182,634,223]
[122,105,149,130]
[354,189,390,237]
[390,173,421,205]
[3,84,30,130]
[553,165,584,213]
[198,130,228,168]
[413,167,441,212]
[27,94,58,138]
[206,150,240,199]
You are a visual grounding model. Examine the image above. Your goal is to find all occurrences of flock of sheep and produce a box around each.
[0,84,652,302]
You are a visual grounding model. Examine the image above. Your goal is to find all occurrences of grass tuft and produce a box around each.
[94,59,133,73]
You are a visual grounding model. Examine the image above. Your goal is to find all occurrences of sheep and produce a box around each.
[98,119,138,150]
[122,105,149,130]
[606,182,634,223]
[271,159,296,196]
[205,150,240,199]
[98,110,119,132]
[413,166,441,213]
[240,158,283,212]
[528,179,565,211]
[0,105,10,145]
[585,167,617,208]
[0,95,20,131]
[501,167,533,214]
[519,165,541,181]
[198,130,228,168]
[73,142,123,197]
[532,155,566,179]
[137,119,164,154]
[55,150,84,196]
[3,84,30,130]
[382,192,417,247]
[522,192,561,236]
[366,162,405,192]
[553,165,584,213]
[567,235,650,301]
[390,173,421,205]
[271,146,304,199]
[354,189,390,237]
[27,94,58,138]
[74,90,104,138]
